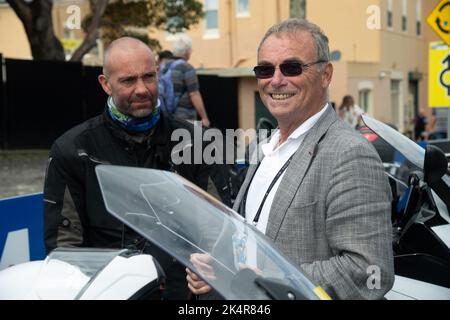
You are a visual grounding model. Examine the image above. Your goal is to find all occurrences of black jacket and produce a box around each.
[43,108,227,299]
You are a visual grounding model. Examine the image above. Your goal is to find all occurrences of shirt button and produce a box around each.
[61,218,70,228]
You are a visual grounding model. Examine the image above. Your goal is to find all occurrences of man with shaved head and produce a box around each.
[43,37,225,299]
[99,37,159,119]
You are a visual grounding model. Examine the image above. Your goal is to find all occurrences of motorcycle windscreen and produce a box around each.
[96,165,324,300]
[362,114,450,223]
[361,114,425,170]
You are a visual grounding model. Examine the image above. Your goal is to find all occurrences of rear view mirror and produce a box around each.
[424,145,448,184]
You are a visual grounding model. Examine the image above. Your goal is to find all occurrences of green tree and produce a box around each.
[78,0,204,56]
[5,0,66,60]
[7,0,204,61]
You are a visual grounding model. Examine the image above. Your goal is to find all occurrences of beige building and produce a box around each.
[155,0,442,134]
[314,0,441,134]
[153,0,298,132]
[0,0,95,62]
[0,1,32,59]
[52,0,93,61]
[0,0,443,134]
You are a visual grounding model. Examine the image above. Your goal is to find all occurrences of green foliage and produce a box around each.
[85,0,204,51]
[148,0,204,33]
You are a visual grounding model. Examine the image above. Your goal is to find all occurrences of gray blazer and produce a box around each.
[233,105,394,299]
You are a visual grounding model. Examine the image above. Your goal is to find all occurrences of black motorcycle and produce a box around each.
[362,114,450,299]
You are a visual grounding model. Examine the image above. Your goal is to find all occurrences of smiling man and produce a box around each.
[43,37,228,300]
[187,19,394,300]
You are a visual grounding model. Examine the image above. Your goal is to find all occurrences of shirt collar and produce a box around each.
[261,103,329,156]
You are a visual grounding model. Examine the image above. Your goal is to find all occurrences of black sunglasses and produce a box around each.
[253,60,328,79]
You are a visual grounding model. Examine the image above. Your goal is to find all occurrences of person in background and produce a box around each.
[169,33,210,127]
[158,50,174,68]
[413,108,428,141]
[338,95,363,129]
[426,108,448,140]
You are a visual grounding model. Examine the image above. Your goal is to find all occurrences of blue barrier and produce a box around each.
[0,193,45,269]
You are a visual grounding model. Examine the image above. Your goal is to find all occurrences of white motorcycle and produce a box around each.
[0,164,330,300]
[1,115,449,300]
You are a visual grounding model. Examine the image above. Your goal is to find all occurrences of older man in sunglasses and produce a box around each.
[187,18,394,300]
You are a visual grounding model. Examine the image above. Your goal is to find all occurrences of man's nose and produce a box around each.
[270,67,286,87]
[135,78,149,95]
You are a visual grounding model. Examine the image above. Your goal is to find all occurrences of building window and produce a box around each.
[290,0,306,19]
[387,0,393,29]
[358,81,374,115]
[402,0,407,32]
[416,21,421,36]
[204,0,219,37]
[416,0,422,36]
[359,90,371,114]
[236,0,250,17]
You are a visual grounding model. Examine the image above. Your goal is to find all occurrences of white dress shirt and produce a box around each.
[245,104,329,234]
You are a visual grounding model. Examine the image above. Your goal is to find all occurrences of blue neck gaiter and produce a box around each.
[107,96,161,133]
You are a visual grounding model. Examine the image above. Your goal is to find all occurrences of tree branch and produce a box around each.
[70,0,109,62]
[5,0,32,36]
[7,0,64,60]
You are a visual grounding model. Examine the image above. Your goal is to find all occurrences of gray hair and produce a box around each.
[257,18,330,68]
[171,33,193,57]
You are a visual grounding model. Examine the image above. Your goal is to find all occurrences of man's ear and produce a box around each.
[98,74,112,96]
[321,62,333,88]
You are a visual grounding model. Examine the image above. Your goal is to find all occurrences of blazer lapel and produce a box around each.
[232,139,265,215]
[266,106,338,241]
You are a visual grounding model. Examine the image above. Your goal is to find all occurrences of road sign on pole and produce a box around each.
[429,42,450,139]
[427,0,450,46]
[428,1,450,138]
[429,42,450,108]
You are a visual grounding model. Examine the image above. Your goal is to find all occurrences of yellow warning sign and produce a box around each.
[429,42,450,107]
[427,0,450,46]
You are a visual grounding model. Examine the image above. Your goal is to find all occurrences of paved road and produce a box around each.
[0,150,224,202]
[0,150,49,199]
